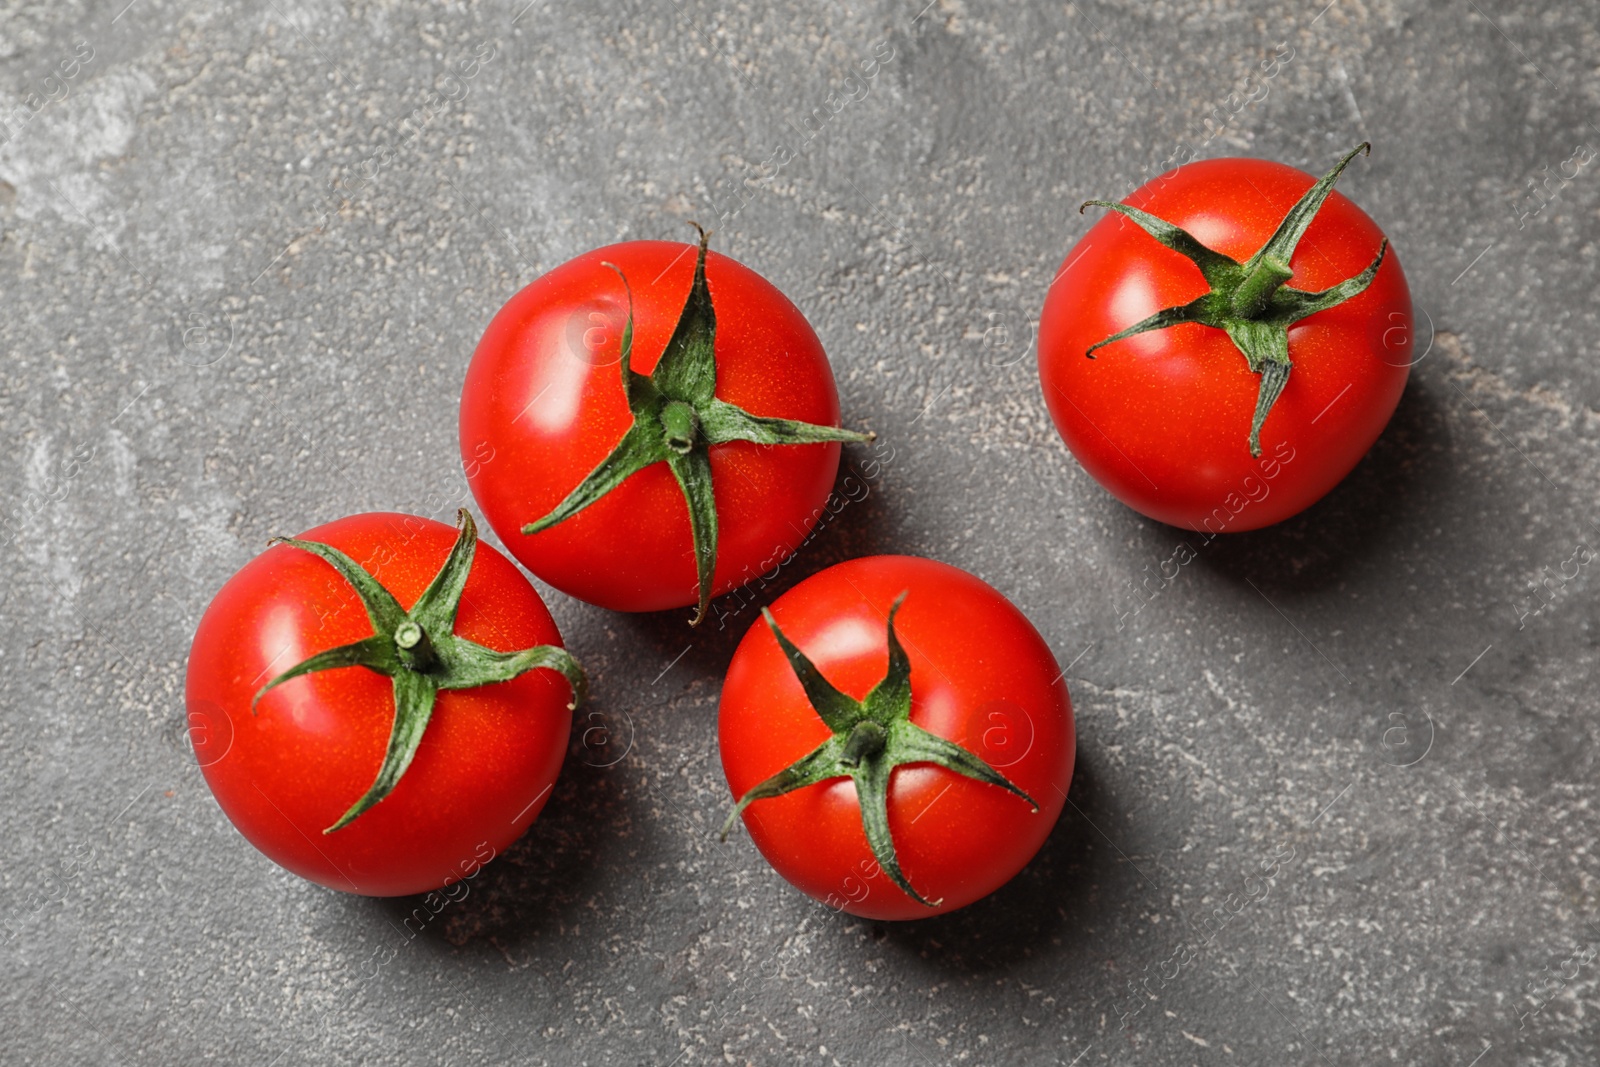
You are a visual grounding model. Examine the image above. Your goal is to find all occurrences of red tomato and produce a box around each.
[460,239,847,614]
[719,556,1075,920]
[186,513,575,896]
[1038,153,1411,532]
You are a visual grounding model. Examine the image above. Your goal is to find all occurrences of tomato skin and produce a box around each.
[185,513,573,897]
[718,556,1075,920]
[460,241,844,613]
[1038,156,1412,532]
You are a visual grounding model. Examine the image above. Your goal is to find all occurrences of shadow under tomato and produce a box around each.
[1189,376,1451,594]
[362,719,631,952]
[864,744,1116,973]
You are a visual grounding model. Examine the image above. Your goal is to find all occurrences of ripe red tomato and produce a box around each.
[1038,148,1411,533]
[461,235,858,618]
[718,556,1075,920]
[186,512,580,896]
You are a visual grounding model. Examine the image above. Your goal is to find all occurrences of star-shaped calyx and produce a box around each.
[253,509,586,833]
[522,224,874,625]
[720,594,1038,908]
[1080,142,1388,455]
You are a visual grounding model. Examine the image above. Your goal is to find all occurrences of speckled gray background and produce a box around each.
[3,0,1598,1063]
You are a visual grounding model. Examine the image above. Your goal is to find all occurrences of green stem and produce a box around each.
[1230,255,1293,318]
[840,721,887,767]
[660,400,700,455]
[393,620,437,672]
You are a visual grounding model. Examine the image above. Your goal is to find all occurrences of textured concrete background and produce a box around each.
[3,0,1599,1063]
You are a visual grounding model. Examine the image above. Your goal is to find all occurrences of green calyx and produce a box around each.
[1081,142,1388,456]
[719,593,1038,908]
[252,509,587,834]
[521,223,875,626]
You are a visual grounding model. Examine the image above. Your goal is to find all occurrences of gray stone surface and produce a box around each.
[3,0,1599,1063]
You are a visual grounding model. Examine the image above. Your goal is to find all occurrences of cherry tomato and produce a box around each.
[1038,149,1411,532]
[186,512,579,896]
[461,237,855,617]
[719,556,1075,920]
